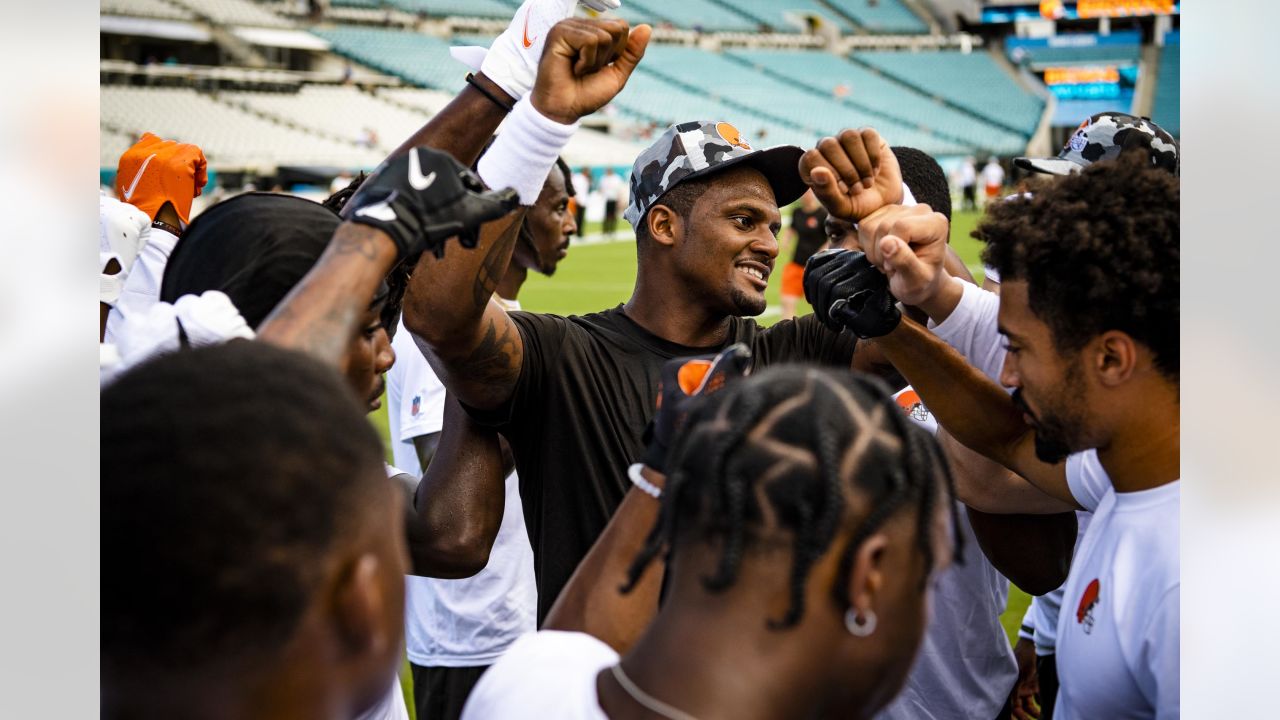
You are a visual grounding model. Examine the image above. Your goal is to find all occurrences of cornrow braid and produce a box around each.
[623,366,962,630]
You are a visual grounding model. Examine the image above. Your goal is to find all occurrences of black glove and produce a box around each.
[803,248,902,339]
[341,146,519,260]
[641,343,752,474]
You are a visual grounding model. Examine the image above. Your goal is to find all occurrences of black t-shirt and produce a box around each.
[790,206,829,266]
[467,306,857,623]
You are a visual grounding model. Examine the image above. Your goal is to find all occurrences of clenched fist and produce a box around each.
[529,18,650,125]
[799,128,901,223]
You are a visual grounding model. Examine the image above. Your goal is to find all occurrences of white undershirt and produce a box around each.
[1054,451,1180,719]
[387,303,536,667]
[461,631,616,720]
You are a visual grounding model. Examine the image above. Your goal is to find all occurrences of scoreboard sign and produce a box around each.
[1043,65,1123,99]
[1077,0,1176,17]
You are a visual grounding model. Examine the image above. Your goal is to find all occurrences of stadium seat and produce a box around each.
[221,85,431,153]
[726,0,853,33]
[101,0,197,21]
[855,50,1044,135]
[625,0,760,32]
[311,26,467,92]
[165,0,294,27]
[382,0,518,19]
[101,85,382,168]
[823,0,927,34]
[616,45,968,156]
[728,48,1029,155]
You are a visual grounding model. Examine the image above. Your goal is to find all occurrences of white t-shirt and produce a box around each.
[959,162,976,187]
[104,226,179,343]
[387,308,537,667]
[1054,450,1180,719]
[877,388,1017,720]
[599,172,624,204]
[930,281,1007,387]
[461,631,616,720]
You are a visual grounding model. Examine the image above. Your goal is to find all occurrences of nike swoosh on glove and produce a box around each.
[450,0,622,100]
[342,146,519,260]
[803,248,901,339]
[641,343,752,474]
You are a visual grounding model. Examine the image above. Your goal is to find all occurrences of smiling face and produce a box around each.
[997,280,1098,463]
[668,165,782,317]
[512,168,576,277]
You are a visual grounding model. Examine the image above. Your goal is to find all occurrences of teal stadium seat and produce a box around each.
[823,0,927,33]
[856,50,1044,135]
[727,0,854,33]
[625,0,759,32]
[728,48,1029,155]
[312,26,467,92]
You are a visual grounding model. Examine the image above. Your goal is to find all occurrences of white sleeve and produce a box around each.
[103,227,180,342]
[929,280,1007,385]
[394,349,447,441]
[1136,587,1180,719]
[1065,451,1110,512]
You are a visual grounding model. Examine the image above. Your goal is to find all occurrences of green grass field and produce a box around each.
[370,207,1029,708]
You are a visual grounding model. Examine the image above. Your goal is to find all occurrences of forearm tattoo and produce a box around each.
[472,219,521,309]
[463,316,520,388]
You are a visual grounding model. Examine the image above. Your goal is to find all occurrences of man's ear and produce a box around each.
[330,553,392,660]
[1092,330,1137,388]
[846,533,889,619]
[646,204,681,248]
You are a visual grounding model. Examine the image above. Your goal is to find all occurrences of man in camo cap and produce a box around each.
[1015,112,1179,176]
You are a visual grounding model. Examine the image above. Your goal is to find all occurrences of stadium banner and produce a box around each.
[981,2,1178,23]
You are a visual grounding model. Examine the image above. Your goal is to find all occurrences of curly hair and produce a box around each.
[893,146,951,222]
[623,365,961,629]
[975,152,1179,379]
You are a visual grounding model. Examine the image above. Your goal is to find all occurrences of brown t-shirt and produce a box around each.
[466,305,857,623]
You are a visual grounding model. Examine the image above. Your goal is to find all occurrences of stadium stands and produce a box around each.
[728,48,1029,154]
[376,0,518,19]
[1152,33,1179,136]
[101,85,382,168]
[824,0,928,34]
[625,0,760,32]
[855,50,1044,135]
[727,0,853,32]
[221,85,428,152]
[101,0,196,21]
[623,44,968,156]
[312,26,467,93]
[165,0,293,27]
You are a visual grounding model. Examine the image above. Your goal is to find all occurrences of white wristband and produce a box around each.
[477,97,579,205]
[627,463,662,499]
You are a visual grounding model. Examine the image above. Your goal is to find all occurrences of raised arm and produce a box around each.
[257,147,517,368]
[403,395,510,578]
[403,18,649,411]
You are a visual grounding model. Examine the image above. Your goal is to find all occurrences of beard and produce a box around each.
[1012,388,1078,464]
[728,283,767,317]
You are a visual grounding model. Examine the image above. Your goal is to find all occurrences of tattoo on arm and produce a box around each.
[473,220,521,309]
[332,224,382,260]
[463,317,520,386]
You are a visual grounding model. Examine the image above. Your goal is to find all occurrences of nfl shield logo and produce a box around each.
[411,395,421,416]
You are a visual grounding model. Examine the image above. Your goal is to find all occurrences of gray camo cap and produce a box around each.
[624,120,807,228]
[1015,112,1179,176]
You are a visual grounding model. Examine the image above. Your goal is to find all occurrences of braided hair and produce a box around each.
[623,366,962,629]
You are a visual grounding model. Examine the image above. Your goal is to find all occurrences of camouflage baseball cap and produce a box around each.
[624,120,806,228]
[1015,112,1179,176]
